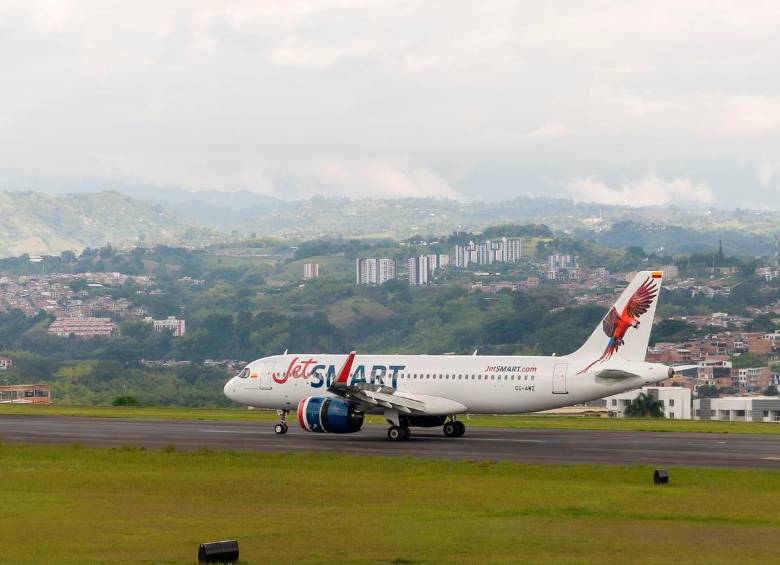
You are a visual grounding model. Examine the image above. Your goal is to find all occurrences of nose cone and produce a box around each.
[223,377,237,401]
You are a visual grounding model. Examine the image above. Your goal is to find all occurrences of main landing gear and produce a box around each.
[443,419,465,437]
[387,425,411,441]
[274,409,289,435]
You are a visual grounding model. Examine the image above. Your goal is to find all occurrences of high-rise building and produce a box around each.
[502,237,522,262]
[453,238,521,267]
[303,263,320,280]
[356,258,396,285]
[408,255,430,285]
[454,245,469,268]
[548,254,579,280]
[475,242,490,265]
[378,258,396,284]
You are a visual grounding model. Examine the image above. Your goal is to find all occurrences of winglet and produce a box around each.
[329,351,356,390]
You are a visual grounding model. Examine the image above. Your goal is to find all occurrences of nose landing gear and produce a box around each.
[274,409,289,434]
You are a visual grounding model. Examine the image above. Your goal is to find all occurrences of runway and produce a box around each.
[1,414,780,469]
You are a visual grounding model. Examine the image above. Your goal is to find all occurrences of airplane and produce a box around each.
[224,270,682,440]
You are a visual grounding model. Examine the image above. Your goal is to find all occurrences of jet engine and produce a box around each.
[297,396,364,433]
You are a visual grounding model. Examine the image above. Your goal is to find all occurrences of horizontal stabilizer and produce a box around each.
[595,369,640,380]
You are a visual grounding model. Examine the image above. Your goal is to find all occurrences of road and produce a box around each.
[1,415,780,469]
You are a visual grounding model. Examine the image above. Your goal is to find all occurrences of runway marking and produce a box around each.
[762,456,780,461]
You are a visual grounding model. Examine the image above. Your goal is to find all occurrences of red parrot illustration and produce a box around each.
[578,277,658,374]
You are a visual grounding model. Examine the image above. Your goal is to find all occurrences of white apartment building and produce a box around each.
[144,316,186,336]
[378,258,396,284]
[453,238,522,268]
[694,396,780,422]
[303,263,319,280]
[454,245,470,268]
[356,258,396,285]
[408,255,430,286]
[600,386,692,419]
[500,237,522,262]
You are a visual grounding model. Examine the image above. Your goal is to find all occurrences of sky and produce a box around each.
[1,0,779,207]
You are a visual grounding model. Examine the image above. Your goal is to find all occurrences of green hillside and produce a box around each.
[0,191,191,256]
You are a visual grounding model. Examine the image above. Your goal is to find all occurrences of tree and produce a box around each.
[764,385,779,396]
[112,395,139,406]
[696,384,719,398]
[624,392,664,418]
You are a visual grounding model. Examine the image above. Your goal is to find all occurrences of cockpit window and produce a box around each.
[236,368,250,379]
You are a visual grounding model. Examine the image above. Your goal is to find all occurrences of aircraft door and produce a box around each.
[552,363,568,394]
[259,361,274,390]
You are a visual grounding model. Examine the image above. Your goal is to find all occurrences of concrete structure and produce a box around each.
[47,317,117,338]
[454,245,470,268]
[694,396,780,422]
[408,255,430,286]
[500,237,522,262]
[356,258,396,286]
[0,356,12,370]
[303,263,319,280]
[548,254,579,280]
[144,316,186,337]
[599,386,692,419]
[735,367,771,392]
[453,238,522,268]
[0,384,51,404]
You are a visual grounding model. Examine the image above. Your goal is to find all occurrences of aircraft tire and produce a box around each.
[400,426,411,440]
[387,426,405,441]
[443,422,457,437]
[274,423,288,435]
[454,421,465,437]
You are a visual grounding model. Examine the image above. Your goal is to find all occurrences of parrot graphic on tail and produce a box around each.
[578,276,658,374]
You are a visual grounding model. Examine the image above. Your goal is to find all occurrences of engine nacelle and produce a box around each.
[297,396,364,433]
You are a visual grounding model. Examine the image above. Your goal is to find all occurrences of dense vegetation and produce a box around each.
[1,227,779,406]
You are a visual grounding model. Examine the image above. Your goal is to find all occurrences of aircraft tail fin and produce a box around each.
[572,270,663,373]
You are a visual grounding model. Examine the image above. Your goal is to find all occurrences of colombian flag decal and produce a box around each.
[651,271,663,278]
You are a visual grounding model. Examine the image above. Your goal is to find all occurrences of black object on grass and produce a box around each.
[198,540,239,563]
[653,469,669,485]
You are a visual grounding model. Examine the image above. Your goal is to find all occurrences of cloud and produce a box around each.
[314,161,462,199]
[528,122,573,139]
[568,175,714,207]
[0,1,779,205]
[758,161,776,190]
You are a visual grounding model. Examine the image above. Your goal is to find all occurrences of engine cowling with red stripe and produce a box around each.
[297,396,364,433]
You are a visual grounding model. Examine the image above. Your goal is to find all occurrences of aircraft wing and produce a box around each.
[328,352,466,415]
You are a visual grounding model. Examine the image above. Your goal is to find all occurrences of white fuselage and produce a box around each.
[224,353,671,415]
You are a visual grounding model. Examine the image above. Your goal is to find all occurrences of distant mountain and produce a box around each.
[0,186,777,258]
[143,191,779,256]
[0,191,191,256]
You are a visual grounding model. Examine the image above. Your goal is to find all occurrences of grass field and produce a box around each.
[0,443,779,564]
[3,404,780,435]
